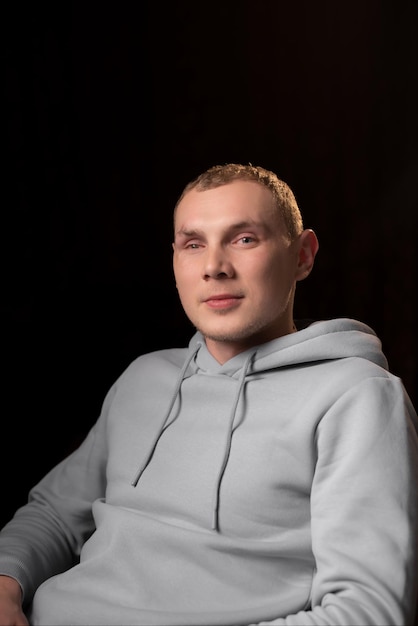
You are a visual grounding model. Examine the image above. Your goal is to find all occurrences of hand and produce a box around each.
[0,576,29,625]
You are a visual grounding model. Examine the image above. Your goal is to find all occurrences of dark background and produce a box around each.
[2,0,417,530]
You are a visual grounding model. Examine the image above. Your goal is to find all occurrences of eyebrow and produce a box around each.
[175,220,269,239]
[175,227,202,239]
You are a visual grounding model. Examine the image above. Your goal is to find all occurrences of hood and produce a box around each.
[188,317,388,376]
[131,318,388,531]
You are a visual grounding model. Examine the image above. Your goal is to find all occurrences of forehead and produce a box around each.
[174,180,277,230]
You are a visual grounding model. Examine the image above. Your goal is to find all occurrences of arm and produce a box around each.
[255,376,418,625]
[0,385,115,609]
[0,575,28,626]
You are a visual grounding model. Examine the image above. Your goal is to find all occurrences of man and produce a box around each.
[0,163,417,625]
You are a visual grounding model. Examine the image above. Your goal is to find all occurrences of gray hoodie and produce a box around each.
[1,318,417,625]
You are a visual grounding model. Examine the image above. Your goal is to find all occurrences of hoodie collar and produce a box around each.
[131,337,255,532]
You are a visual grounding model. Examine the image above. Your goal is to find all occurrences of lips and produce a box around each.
[203,294,243,309]
[205,293,237,300]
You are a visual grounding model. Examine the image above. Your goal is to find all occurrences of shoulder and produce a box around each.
[119,346,189,381]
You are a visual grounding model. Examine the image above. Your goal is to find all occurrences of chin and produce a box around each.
[197,322,264,344]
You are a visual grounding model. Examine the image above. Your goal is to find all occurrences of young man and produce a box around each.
[0,163,417,625]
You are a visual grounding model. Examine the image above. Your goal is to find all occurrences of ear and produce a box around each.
[295,229,319,282]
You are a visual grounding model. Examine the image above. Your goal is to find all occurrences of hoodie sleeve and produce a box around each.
[253,375,418,626]
[0,383,116,608]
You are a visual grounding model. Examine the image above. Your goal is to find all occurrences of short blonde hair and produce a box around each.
[174,163,304,241]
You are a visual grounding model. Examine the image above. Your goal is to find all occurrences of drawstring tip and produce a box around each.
[131,470,142,487]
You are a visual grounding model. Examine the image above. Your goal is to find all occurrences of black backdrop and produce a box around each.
[2,1,417,529]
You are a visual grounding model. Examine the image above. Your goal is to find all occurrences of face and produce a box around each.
[173,180,316,363]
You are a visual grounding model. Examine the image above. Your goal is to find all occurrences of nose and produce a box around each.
[203,245,234,279]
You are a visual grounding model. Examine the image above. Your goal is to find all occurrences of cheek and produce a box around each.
[174,264,194,291]
[173,258,187,284]
[250,257,285,282]
[250,258,295,298]
[267,251,295,279]
[173,264,196,306]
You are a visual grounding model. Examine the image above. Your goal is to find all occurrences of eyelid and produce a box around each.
[234,233,257,244]
[175,233,202,247]
[181,238,204,250]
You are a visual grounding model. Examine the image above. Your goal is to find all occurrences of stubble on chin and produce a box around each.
[194,315,270,344]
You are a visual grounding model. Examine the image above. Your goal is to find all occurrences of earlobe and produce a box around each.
[296,229,319,281]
